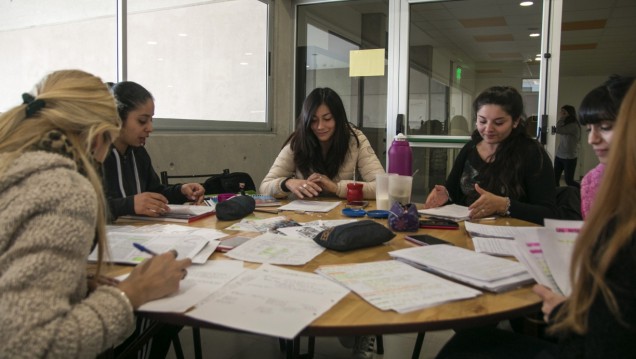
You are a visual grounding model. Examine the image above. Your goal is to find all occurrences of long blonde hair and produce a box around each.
[0,69,121,275]
[552,82,636,334]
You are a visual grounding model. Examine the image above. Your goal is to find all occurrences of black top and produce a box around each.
[554,230,636,359]
[102,146,186,219]
[445,139,557,224]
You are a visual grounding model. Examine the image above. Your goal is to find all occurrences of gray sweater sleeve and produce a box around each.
[0,159,135,358]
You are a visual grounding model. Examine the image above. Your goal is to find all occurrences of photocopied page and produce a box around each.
[418,204,470,221]
[186,264,350,339]
[88,232,209,264]
[512,230,562,294]
[277,200,341,213]
[316,260,481,313]
[538,219,583,296]
[137,260,246,313]
[224,232,325,265]
[471,237,516,256]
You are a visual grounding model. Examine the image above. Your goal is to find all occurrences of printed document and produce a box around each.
[138,260,246,313]
[277,200,341,213]
[186,264,350,339]
[224,232,325,265]
[317,260,481,313]
[390,245,533,292]
[418,204,470,221]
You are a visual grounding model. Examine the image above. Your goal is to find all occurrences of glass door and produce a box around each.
[392,0,548,201]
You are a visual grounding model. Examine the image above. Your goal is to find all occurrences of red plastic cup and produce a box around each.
[346,183,364,202]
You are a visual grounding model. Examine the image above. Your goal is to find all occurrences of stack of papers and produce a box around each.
[277,200,341,213]
[90,224,228,264]
[317,260,481,313]
[389,245,533,292]
[418,204,470,221]
[120,204,216,223]
[513,219,582,295]
[464,221,538,257]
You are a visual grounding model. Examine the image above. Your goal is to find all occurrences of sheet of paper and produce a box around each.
[225,216,300,233]
[223,232,325,265]
[349,48,385,77]
[418,204,470,221]
[89,232,209,264]
[512,230,562,294]
[317,260,481,313]
[277,200,341,213]
[168,204,216,215]
[464,221,537,239]
[472,237,516,256]
[186,264,349,339]
[138,260,246,313]
[539,219,582,296]
[302,219,357,227]
[276,225,327,240]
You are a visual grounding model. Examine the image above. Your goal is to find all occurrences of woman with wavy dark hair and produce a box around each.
[260,87,384,200]
[554,105,581,188]
[424,86,557,224]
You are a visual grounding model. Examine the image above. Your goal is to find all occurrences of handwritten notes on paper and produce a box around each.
[317,260,481,313]
[224,232,325,265]
[186,264,349,339]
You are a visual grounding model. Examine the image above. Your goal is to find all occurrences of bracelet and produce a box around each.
[501,197,511,216]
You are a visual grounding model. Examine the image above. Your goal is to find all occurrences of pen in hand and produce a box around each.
[133,242,158,256]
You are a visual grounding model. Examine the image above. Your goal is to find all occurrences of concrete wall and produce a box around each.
[144,0,294,188]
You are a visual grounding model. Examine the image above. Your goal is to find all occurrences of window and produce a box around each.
[0,0,271,132]
[0,1,116,111]
[128,0,270,131]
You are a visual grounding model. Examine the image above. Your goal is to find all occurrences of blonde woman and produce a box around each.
[437,82,636,358]
[0,70,191,358]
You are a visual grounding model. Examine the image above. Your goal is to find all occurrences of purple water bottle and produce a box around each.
[388,133,412,176]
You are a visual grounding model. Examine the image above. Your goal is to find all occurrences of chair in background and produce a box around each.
[160,171,217,186]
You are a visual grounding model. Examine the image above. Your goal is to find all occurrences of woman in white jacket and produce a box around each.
[260,87,384,200]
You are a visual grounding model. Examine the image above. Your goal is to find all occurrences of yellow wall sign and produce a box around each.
[349,49,385,77]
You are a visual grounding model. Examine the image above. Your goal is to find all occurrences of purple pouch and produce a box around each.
[388,202,419,232]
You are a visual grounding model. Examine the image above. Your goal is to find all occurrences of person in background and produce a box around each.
[579,75,635,218]
[424,86,557,224]
[436,80,636,359]
[103,81,204,219]
[554,105,581,188]
[0,70,190,358]
[260,87,384,200]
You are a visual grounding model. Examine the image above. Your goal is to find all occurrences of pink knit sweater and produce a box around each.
[580,163,606,219]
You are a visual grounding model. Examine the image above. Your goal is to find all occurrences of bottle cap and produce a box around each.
[394,133,408,141]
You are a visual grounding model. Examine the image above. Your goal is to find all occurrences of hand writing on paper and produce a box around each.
[533,284,567,323]
[424,185,449,209]
[117,250,192,309]
[181,183,205,204]
[308,172,337,194]
[468,184,507,219]
[134,192,169,217]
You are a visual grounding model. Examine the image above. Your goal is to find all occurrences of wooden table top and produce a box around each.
[108,200,541,336]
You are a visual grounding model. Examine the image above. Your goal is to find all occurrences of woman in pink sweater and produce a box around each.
[579,75,634,218]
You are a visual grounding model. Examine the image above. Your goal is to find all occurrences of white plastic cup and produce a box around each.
[388,175,413,207]
[375,173,396,210]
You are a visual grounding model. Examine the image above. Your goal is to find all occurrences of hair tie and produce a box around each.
[22,92,46,118]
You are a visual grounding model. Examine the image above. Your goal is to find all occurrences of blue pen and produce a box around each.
[133,242,158,256]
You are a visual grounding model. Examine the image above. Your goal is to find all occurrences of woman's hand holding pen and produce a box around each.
[134,192,169,217]
[117,250,192,309]
[468,184,507,219]
[287,178,321,199]
[181,183,205,204]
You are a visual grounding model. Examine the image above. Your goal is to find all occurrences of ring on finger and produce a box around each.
[302,183,308,189]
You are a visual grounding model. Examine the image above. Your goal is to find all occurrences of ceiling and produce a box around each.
[348,0,636,79]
